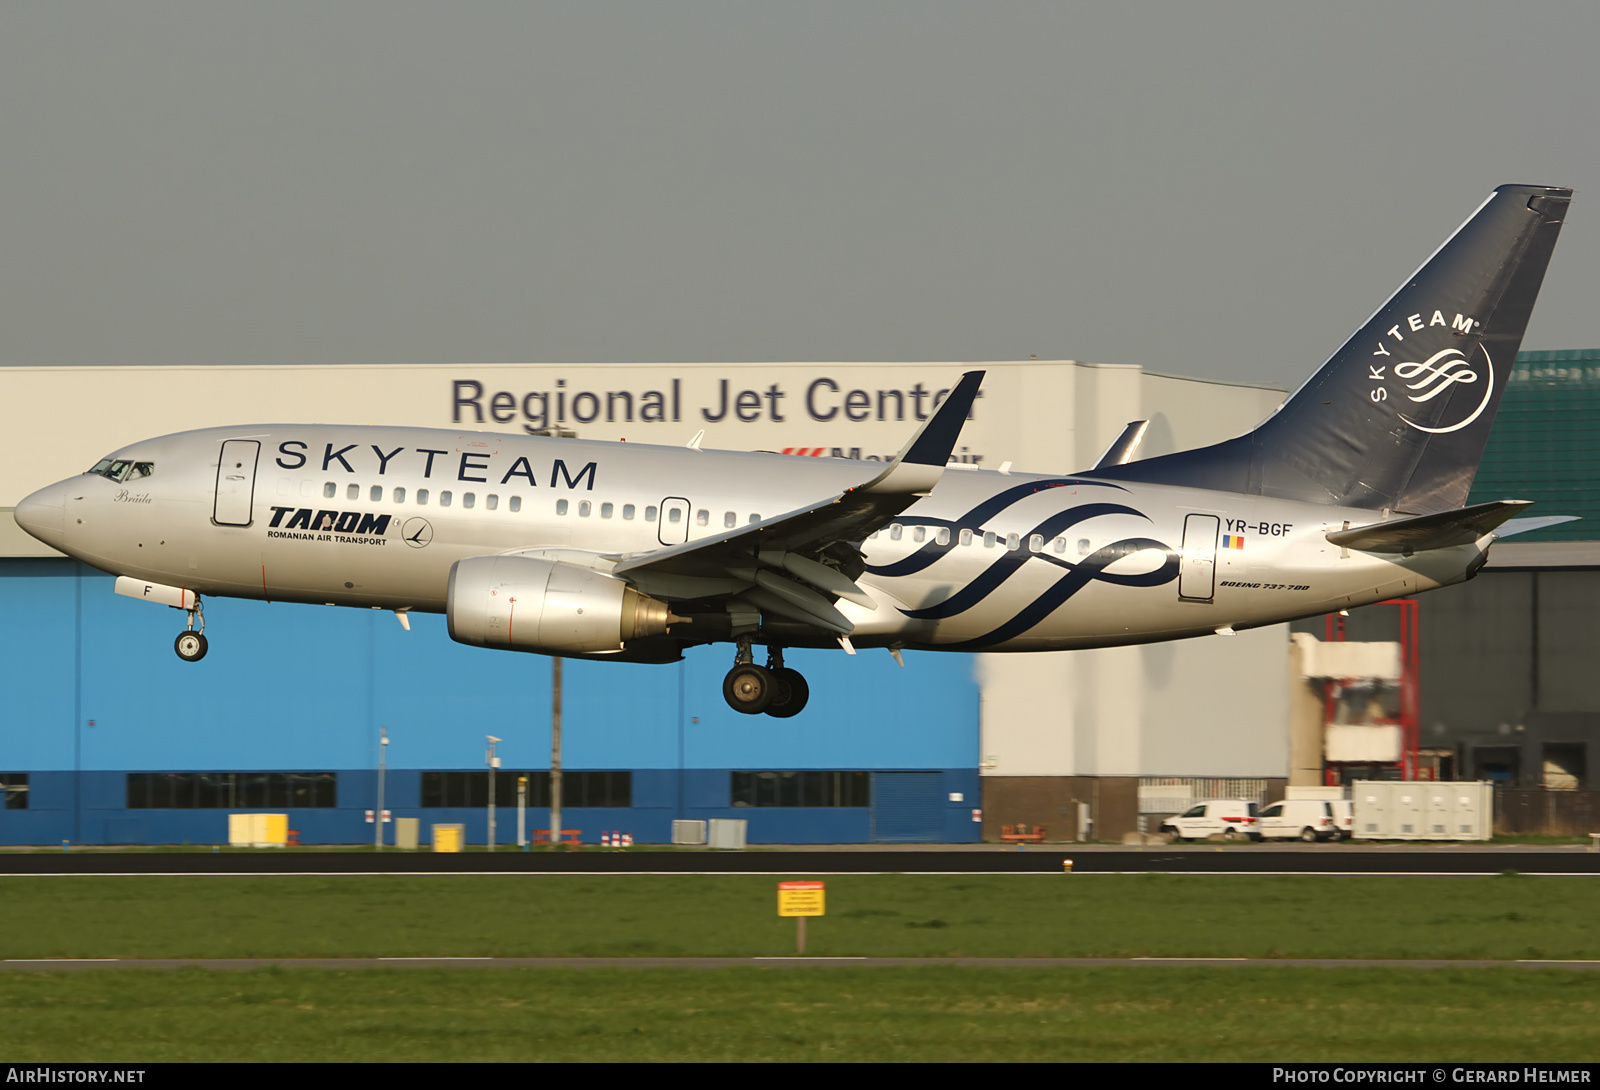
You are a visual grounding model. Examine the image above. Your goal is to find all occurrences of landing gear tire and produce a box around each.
[765,668,810,718]
[723,663,775,715]
[175,631,209,663]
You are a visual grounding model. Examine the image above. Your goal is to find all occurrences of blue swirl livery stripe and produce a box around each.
[938,538,1180,650]
[900,503,1147,619]
[865,478,1129,579]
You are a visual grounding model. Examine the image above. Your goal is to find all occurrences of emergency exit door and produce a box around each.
[658,496,691,545]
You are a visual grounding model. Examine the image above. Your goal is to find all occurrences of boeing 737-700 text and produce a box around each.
[13,185,1576,717]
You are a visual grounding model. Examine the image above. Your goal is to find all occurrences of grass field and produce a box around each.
[1,872,1596,960]
[3,873,1598,1061]
[3,967,1598,1063]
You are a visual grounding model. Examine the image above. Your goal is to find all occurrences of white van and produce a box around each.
[1159,800,1259,842]
[1329,799,1354,840]
[1254,799,1338,842]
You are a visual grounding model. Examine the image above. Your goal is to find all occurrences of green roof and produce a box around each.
[1465,350,1600,541]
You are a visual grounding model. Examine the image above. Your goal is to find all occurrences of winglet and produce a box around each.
[1094,420,1150,469]
[863,371,984,495]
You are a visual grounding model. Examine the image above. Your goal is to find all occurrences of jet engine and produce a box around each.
[447,555,673,655]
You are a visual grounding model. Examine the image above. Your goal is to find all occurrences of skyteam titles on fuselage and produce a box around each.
[273,440,599,490]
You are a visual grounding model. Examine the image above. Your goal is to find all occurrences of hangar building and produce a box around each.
[0,360,1291,845]
[1294,349,1600,833]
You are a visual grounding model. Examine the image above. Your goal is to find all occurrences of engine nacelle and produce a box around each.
[447,556,672,655]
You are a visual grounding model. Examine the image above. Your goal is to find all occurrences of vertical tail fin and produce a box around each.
[1097,185,1571,513]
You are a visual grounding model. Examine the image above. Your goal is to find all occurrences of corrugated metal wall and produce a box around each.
[1468,350,1600,541]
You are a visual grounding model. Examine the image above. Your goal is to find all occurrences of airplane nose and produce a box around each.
[14,483,66,550]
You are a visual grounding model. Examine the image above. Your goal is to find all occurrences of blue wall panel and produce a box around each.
[0,560,982,844]
[0,560,80,770]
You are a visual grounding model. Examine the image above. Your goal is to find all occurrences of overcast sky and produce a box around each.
[3,2,1597,389]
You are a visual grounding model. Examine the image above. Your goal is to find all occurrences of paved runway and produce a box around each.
[1,847,1596,875]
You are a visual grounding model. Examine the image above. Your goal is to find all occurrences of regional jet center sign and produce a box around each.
[446,373,990,465]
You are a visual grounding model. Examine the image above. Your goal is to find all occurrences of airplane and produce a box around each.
[12,184,1575,718]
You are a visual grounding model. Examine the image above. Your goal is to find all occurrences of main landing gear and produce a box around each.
[174,598,208,663]
[722,642,810,717]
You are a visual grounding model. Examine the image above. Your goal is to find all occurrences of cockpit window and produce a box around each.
[88,459,154,482]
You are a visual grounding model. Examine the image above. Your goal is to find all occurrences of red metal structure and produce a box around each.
[1321,599,1423,783]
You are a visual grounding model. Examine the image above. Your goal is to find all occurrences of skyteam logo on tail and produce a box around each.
[1368,309,1492,434]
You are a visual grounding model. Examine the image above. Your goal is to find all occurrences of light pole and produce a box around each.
[517,774,528,849]
[550,657,563,849]
[486,735,501,851]
[375,726,388,850]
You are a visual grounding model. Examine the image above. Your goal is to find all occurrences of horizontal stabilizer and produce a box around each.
[1325,500,1532,554]
[1496,515,1581,538]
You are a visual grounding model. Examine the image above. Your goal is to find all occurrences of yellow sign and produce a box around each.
[778,880,825,917]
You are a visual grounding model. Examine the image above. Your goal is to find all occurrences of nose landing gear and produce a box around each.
[174,599,208,662]
[721,642,810,717]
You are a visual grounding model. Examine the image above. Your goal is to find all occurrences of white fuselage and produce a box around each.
[18,423,1485,652]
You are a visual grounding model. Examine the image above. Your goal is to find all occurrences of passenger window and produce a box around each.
[601,503,614,519]
[1077,539,1091,556]
[579,501,591,517]
[324,482,337,499]
[889,524,902,541]
[724,511,736,528]
[462,493,475,509]
[623,504,636,520]
[556,499,569,515]
[1029,534,1043,552]
[440,491,453,507]
[509,497,521,513]
[1006,533,1020,551]
[937,528,951,546]
[748,514,760,524]
[370,485,383,502]
[347,484,359,501]
[394,487,406,503]
[1053,537,1066,553]
[486,494,498,511]
[913,526,926,543]
[958,529,972,546]
[696,510,709,526]
[666,507,680,524]
[983,532,997,548]
[417,489,429,505]
[301,480,315,498]
[646,506,659,522]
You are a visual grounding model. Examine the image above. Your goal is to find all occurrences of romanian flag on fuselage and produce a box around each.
[1222,535,1244,550]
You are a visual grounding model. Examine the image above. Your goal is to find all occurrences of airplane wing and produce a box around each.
[609,371,985,633]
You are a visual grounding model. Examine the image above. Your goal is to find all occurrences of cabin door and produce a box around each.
[1178,513,1220,601]
[213,440,261,527]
